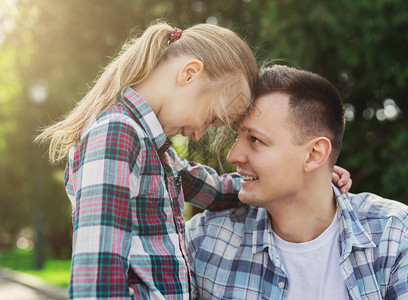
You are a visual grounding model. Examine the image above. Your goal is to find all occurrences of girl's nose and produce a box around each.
[191,129,205,141]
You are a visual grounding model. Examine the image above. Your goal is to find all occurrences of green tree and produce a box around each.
[249,0,408,202]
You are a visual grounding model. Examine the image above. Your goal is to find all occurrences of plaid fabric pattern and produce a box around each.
[64,87,241,299]
[186,186,408,300]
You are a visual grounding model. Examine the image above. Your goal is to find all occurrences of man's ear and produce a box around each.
[304,137,332,172]
[176,59,204,86]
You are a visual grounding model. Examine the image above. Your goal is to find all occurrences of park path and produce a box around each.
[0,268,67,300]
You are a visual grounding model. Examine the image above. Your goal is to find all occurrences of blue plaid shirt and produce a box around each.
[186,186,408,299]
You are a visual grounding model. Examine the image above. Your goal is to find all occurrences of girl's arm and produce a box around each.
[170,148,241,210]
[68,119,136,299]
[171,148,352,210]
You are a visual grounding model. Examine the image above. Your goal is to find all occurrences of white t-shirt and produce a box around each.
[272,212,349,300]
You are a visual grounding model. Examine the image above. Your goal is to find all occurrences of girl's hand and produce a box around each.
[332,165,352,194]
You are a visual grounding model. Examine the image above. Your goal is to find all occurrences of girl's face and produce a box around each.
[158,73,251,140]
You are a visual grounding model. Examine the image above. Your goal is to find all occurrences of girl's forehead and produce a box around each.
[222,77,251,108]
[210,103,249,130]
[206,74,251,125]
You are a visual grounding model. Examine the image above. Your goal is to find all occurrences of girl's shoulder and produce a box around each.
[76,104,153,153]
[87,104,148,138]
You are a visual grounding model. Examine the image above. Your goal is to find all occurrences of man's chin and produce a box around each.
[238,191,258,205]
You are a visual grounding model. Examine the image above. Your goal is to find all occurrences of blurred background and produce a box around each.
[0,0,407,288]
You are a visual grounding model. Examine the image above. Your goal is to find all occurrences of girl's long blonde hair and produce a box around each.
[36,21,258,164]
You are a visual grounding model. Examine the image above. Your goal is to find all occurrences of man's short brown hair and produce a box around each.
[255,65,345,166]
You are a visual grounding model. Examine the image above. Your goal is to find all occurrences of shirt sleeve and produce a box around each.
[69,118,141,299]
[386,228,408,299]
[169,148,242,210]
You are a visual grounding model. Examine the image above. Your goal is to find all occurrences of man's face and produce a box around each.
[227,92,308,208]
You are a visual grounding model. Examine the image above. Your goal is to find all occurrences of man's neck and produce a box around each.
[267,179,336,243]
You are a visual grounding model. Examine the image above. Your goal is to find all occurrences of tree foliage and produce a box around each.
[249,0,408,200]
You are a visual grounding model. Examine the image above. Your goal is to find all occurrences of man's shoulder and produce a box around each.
[186,205,259,243]
[187,205,253,229]
[349,192,408,227]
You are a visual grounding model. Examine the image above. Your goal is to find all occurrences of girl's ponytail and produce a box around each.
[36,23,173,163]
[37,21,258,164]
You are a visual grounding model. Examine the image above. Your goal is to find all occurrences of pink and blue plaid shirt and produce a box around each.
[64,87,242,299]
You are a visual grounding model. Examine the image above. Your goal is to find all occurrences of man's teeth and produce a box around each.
[241,175,259,180]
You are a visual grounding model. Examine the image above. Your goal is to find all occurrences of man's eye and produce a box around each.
[251,136,260,143]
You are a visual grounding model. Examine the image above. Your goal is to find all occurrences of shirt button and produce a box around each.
[278,282,285,289]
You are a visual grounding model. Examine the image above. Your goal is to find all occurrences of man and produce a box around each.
[185,65,408,299]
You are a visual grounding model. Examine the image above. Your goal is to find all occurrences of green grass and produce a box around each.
[0,247,70,288]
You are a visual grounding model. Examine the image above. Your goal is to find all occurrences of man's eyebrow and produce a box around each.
[239,127,274,141]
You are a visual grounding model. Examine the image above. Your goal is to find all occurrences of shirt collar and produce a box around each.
[120,87,170,150]
[249,207,285,269]
[333,185,376,260]
[249,186,376,259]
[251,207,273,254]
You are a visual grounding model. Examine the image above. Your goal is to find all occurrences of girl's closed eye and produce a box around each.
[207,117,216,125]
[207,117,218,126]
[207,117,223,127]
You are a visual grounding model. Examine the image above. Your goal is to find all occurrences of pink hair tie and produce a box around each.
[169,27,183,44]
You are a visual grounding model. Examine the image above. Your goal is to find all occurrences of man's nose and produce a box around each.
[226,140,246,165]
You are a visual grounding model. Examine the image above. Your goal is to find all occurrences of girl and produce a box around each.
[37,22,350,299]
